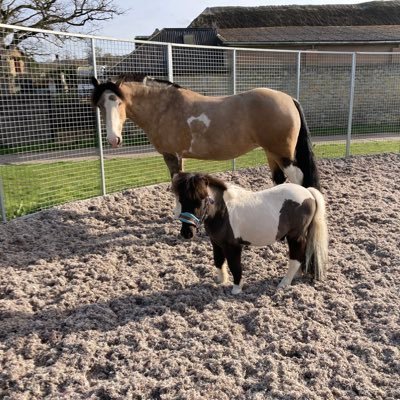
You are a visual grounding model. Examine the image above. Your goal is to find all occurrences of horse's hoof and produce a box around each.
[231,284,242,295]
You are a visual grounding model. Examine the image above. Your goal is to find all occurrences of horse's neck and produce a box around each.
[122,83,177,130]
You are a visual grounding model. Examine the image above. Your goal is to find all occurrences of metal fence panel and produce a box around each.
[0,24,399,222]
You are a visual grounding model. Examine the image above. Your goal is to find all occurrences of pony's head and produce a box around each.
[171,172,211,239]
[91,77,126,148]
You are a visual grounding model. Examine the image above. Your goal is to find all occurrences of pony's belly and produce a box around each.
[230,211,278,246]
[237,225,277,246]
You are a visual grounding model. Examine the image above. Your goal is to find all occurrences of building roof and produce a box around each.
[189,1,400,29]
[135,28,219,46]
[110,28,226,77]
[218,25,400,45]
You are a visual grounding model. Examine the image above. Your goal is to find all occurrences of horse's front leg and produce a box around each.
[162,152,184,178]
[224,244,243,294]
[211,241,228,284]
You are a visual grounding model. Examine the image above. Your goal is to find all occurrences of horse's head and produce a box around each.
[171,172,211,240]
[91,77,126,148]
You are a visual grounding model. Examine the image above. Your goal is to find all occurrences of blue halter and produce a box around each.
[178,197,214,229]
[178,212,201,228]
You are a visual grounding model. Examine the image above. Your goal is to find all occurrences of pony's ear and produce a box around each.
[91,77,100,87]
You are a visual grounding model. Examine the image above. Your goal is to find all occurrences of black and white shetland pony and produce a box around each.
[172,173,328,294]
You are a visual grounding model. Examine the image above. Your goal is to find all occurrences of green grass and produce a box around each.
[1,140,398,220]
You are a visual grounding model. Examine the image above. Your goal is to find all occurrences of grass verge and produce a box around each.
[1,140,398,220]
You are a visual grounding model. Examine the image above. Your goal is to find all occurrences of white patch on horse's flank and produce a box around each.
[184,114,211,154]
[187,113,211,130]
[278,259,301,289]
[173,196,182,218]
[283,165,304,185]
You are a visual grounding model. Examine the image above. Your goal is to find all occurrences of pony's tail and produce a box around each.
[293,99,321,190]
[305,187,328,281]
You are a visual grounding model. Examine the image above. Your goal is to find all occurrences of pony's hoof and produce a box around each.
[277,279,290,289]
[231,284,242,295]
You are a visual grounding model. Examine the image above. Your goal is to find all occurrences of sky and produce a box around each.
[97,0,373,40]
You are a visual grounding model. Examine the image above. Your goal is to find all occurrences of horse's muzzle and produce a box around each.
[108,136,121,148]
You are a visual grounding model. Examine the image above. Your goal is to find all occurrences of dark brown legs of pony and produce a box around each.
[212,241,243,294]
[278,236,306,288]
[162,153,184,178]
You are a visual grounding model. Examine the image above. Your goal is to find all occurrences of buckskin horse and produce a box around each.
[172,172,328,294]
[92,74,320,189]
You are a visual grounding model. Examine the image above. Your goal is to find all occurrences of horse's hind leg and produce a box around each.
[212,241,228,284]
[265,151,286,185]
[162,153,184,178]
[277,157,304,186]
[278,236,306,288]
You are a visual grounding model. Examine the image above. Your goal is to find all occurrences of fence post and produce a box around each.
[232,49,237,171]
[296,51,301,100]
[346,52,357,158]
[167,43,174,83]
[0,177,7,223]
[91,38,106,195]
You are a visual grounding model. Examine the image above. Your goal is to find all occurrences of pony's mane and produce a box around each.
[116,73,181,89]
[172,172,227,202]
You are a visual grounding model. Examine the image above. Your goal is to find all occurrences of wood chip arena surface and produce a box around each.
[1,154,399,400]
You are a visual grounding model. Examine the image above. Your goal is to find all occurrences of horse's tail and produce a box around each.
[293,99,321,190]
[305,187,328,281]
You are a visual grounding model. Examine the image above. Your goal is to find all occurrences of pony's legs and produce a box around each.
[278,237,306,288]
[224,245,243,294]
[162,153,184,178]
[212,241,228,284]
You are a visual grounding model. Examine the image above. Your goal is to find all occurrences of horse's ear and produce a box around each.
[116,75,126,87]
[91,77,100,87]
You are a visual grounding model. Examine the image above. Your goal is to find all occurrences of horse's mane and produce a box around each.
[91,80,125,105]
[116,73,181,89]
[91,73,181,105]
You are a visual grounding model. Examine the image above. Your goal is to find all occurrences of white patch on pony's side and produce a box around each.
[223,183,314,247]
[223,185,280,246]
[278,259,301,289]
[283,165,304,185]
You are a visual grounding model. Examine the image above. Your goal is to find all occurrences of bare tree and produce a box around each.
[0,0,124,51]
